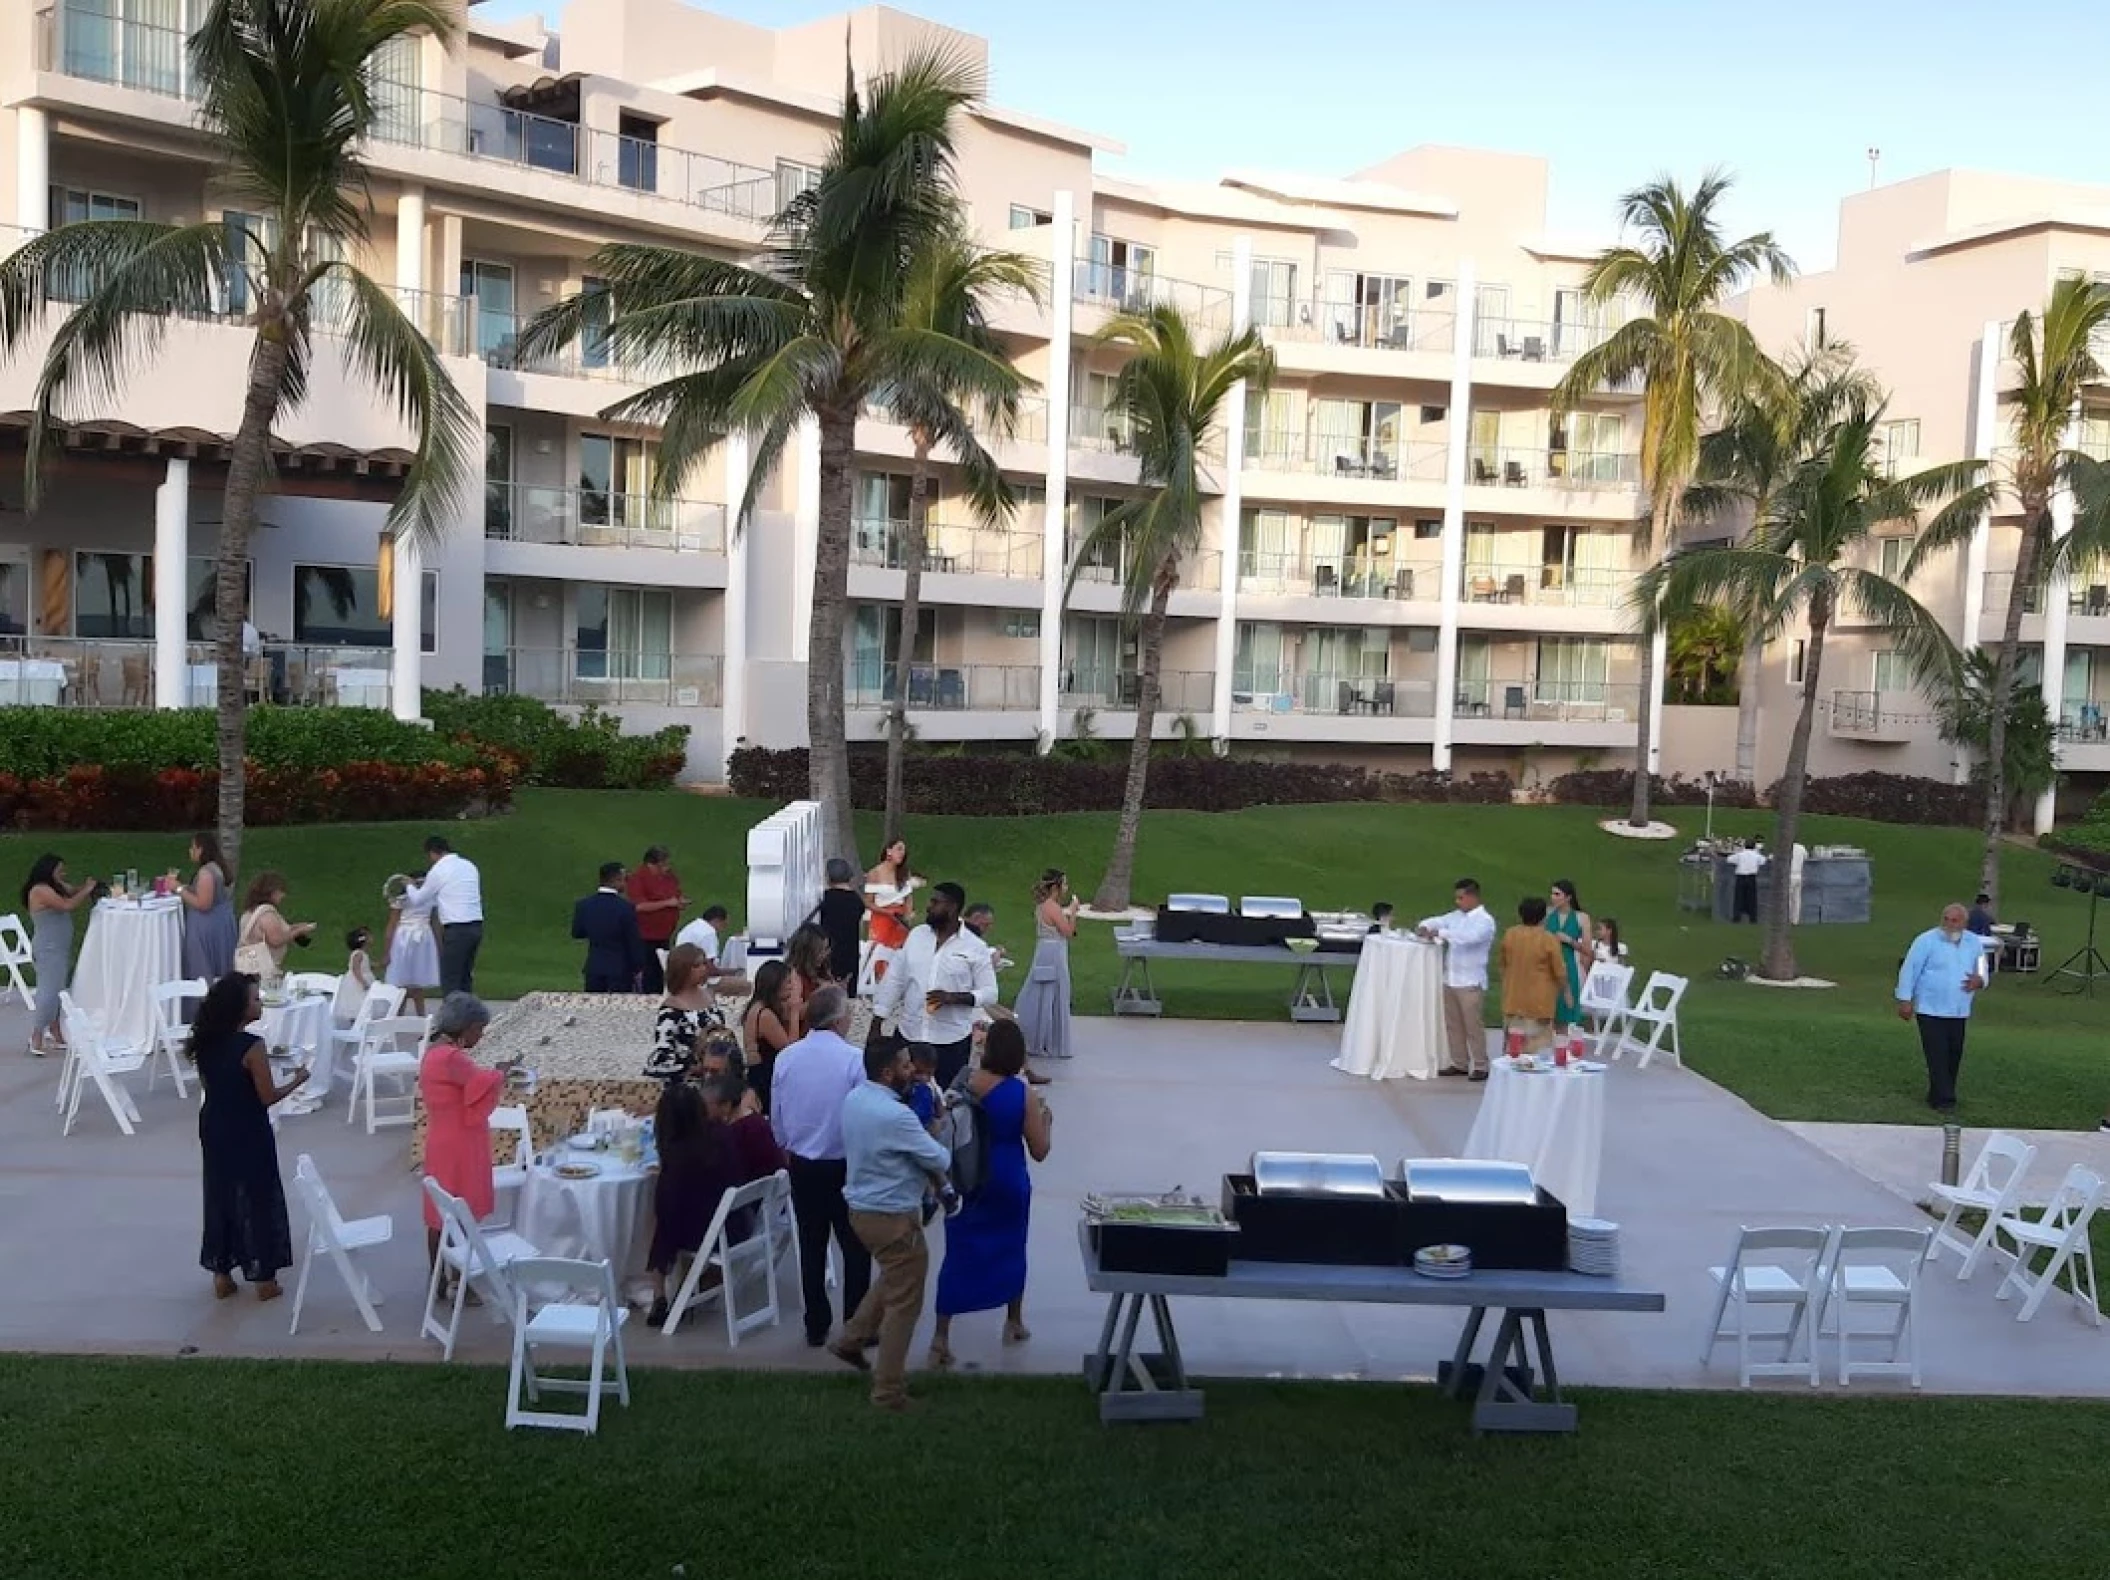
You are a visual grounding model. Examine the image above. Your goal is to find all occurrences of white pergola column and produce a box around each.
[1432,261,1476,772]
[390,534,422,720]
[396,186,427,296]
[2035,408,2082,834]
[1211,236,1252,747]
[1957,321,2001,785]
[792,415,820,662]
[1646,625,1669,775]
[152,459,189,708]
[720,432,752,779]
[16,107,48,234]
[1037,190,1076,753]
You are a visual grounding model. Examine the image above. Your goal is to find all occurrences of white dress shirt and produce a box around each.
[412,851,483,925]
[769,1027,866,1160]
[874,922,998,1044]
[1730,848,1767,877]
[674,916,721,961]
[1417,903,1497,989]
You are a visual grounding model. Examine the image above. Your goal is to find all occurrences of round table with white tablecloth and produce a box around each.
[518,1150,655,1289]
[1331,933,1444,1081]
[1460,1057,1606,1216]
[0,658,64,706]
[254,993,334,1114]
[73,896,184,1051]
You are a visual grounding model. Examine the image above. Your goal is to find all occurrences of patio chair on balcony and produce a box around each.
[1374,681,1396,715]
[1313,564,1339,597]
[119,654,149,707]
[1522,336,1546,362]
[1503,574,1528,604]
[1392,567,1414,599]
[71,653,102,707]
[1473,457,1499,486]
[937,669,965,709]
[1503,460,1528,487]
[1336,680,1356,716]
[2088,585,2109,617]
[1382,323,1415,350]
[1495,334,1522,358]
[1468,574,1499,603]
[1503,685,1527,720]
[1456,690,1489,718]
[1334,453,1365,478]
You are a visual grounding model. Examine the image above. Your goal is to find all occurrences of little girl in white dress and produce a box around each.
[386,887,442,1012]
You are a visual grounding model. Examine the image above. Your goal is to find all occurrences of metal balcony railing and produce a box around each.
[1452,679,1644,722]
[1065,543,1222,594]
[1237,552,1429,601]
[1072,261,1232,329]
[485,482,727,554]
[1265,299,1457,354]
[844,662,1040,711]
[1461,562,1634,610]
[1231,669,1437,718]
[483,647,723,707]
[1474,316,1616,363]
[1466,448,1640,491]
[1058,667,1216,713]
[850,518,1044,579]
[0,636,392,708]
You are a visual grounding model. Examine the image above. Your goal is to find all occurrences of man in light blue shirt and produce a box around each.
[830,1041,955,1409]
[1895,903,1987,1112]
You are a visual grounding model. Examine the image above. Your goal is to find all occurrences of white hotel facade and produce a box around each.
[4,0,2109,829]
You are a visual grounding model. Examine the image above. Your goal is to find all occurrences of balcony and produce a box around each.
[485,482,727,554]
[1264,300,1457,355]
[1244,431,1449,484]
[1453,679,1643,724]
[851,517,1044,580]
[1232,670,1437,718]
[1237,552,1429,602]
[1827,689,1916,743]
[1072,262,1232,330]
[845,663,1040,711]
[1473,317,1615,365]
[1461,561,1636,611]
[1981,571,2110,620]
[0,637,392,709]
[1466,448,1640,492]
[1067,544,1223,596]
[484,648,723,707]
[1058,667,1215,714]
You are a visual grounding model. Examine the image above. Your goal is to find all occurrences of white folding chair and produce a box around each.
[284,971,340,999]
[146,978,206,1101]
[1607,970,1687,1069]
[288,1153,395,1334]
[1701,1225,1835,1387]
[420,1178,541,1361]
[1824,1226,1931,1387]
[1578,961,1634,1055]
[345,1014,426,1133]
[505,1256,631,1434]
[0,912,34,1010]
[488,1104,533,1227]
[663,1171,786,1346]
[1992,1164,2103,1325]
[1926,1132,2038,1278]
[331,981,406,1077]
[58,992,149,1137]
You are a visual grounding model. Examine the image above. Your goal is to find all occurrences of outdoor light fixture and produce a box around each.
[2047,863,2110,993]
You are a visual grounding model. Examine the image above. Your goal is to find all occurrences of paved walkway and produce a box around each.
[1788,1121,2110,1208]
[3,1003,2103,1396]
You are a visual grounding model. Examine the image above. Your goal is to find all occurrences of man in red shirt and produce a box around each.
[625,845,686,993]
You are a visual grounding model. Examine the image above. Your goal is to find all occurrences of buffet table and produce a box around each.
[1461,1060,1605,1216]
[1078,1222,1662,1433]
[73,896,184,1050]
[1110,935,1354,1023]
[1331,934,1444,1081]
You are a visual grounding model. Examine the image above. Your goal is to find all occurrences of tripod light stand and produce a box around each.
[2047,864,2110,995]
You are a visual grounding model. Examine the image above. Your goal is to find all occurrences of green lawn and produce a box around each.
[8,793,2107,1131]
[3,1354,2109,1580]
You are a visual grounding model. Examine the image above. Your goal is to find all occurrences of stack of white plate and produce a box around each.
[1567,1218,1620,1277]
[1412,1243,1472,1280]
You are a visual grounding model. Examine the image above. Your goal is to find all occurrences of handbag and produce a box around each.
[234,906,276,977]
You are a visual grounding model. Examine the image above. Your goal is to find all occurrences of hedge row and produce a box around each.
[0,760,512,833]
[423,692,689,790]
[0,705,485,777]
[1771,772,1983,827]
[1547,770,1760,809]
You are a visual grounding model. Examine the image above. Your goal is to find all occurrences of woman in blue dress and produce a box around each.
[930,1019,1051,1367]
[1545,877,1593,1031]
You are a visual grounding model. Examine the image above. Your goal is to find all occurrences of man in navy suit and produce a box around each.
[573,861,644,993]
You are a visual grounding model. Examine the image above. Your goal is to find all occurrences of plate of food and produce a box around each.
[554,1160,602,1181]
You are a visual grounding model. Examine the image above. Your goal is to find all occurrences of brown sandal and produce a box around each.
[212,1274,238,1300]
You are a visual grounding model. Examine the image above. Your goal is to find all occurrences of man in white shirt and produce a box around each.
[410,834,484,994]
[675,905,727,962]
[1416,877,1499,1078]
[768,985,873,1347]
[872,881,998,1089]
[1729,839,1767,924]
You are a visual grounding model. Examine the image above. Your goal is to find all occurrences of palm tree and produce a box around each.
[875,227,1042,847]
[518,46,985,866]
[1686,342,1881,779]
[1642,399,1974,980]
[1555,172,1795,828]
[1935,648,2058,829]
[1064,303,1272,911]
[0,0,472,877]
[1663,603,1744,704]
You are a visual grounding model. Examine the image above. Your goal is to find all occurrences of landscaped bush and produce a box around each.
[0,759,511,832]
[0,705,487,777]
[422,690,689,790]
[1769,771,1981,826]
[727,746,1512,816]
[1548,769,1759,809]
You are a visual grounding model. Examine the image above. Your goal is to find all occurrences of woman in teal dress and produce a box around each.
[1545,878,1593,1028]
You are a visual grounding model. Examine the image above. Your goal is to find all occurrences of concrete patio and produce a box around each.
[2,1002,2103,1398]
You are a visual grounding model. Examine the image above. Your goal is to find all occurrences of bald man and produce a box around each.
[1895,902,1987,1112]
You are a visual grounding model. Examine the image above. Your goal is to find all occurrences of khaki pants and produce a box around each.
[1504,1015,1553,1054]
[844,1209,929,1406]
[1441,985,1487,1074]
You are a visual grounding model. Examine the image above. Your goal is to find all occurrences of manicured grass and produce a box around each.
[8,793,2107,1131]
[2,1354,2108,1580]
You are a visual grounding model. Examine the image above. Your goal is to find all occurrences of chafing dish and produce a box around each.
[1250,1151,1388,1198]
[1401,1157,1541,1206]
[1240,895,1306,919]
[1166,893,1231,913]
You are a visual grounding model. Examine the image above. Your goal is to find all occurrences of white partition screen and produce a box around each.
[745,799,826,947]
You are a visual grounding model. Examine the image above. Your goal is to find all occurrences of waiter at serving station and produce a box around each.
[1415,878,1497,1080]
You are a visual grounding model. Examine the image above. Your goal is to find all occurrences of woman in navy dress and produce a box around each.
[194,973,307,1300]
[930,1020,1051,1367]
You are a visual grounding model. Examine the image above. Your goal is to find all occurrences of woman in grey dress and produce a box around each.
[1014,868,1079,1061]
[22,853,98,1056]
[178,832,237,983]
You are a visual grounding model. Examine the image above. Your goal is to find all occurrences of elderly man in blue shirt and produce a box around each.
[829,1040,956,1410]
[1895,902,1987,1112]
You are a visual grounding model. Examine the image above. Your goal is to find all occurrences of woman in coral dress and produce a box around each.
[417,993,511,1266]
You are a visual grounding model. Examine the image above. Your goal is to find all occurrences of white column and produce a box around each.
[395,186,427,296]
[390,534,422,720]
[1432,261,1476,771]
[1647,625,1669,775]
[2035,409,2081,834]
[1038,190,1076,753]
[1211,236,1252,747]
[152,459,189,709]
[792,415,820,662]
[16,107,48,234]
[1956,321,2001,785]
[720,433,752,779]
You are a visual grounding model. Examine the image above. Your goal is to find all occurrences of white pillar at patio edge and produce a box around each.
[1956,321,2000,784]
[1037,190,1076,752]
[1212,236,1252,747]
[720,431,752,780]
[2034,407,2082,834]
[390,534,422,720]
[152,458,189,709]
[16,108,49,235]
[1431,260,1476,772]
[395,186,426,297]
[792,415,820,662]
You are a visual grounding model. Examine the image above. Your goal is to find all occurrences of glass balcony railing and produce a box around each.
[1473,317,1616,364]
[1237,553,1431,601]
[850,518,1044,579]
[1231,669,1437,717]
[2058,701,2110,741]
[1466,448,1640,491]
[1981,571,2110,618]
[485,482,727,554]
[1065,545,1222,594]
[1058,667,1216,713]
[1264,300,1457,354]
[0,636,393,708]
[844,662,1040,711]
[1243,432,1449,483]
[483,647,723,707]
[1452,679,1643,722]
[1461,562,1635,609]
[1072,261,1232,329]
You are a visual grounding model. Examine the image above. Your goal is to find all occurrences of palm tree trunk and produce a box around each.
[1761,598,1828,982]
[1091,564,1173,913]
[809,401,859,867]
[1627,495,1673,828]
[214,327,291,880]
[1979,507,2044,905]
[1733,629,1762,785]
[883,435,932,847]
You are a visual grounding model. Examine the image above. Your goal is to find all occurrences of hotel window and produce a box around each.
[1085,235,1155,305]
[370,34,422,144]
[576,585,672,682]
[1878,419,1920,478]
[616,114,660,193]
[775,159,822,213]
[1873,649,1912,695]
[578,433,655,528]
[291,564,437,654]
[1247,256,1298,328]
[1534,637,1608,704]
[71,553,251,639]
[1878,536,1914,582]
[48,187,143,301]
[1788,640,1806,686]
[1008,204,1052,229]
[1002,610,1041,639]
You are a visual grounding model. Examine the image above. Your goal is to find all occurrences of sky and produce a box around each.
[481,0,2110,270]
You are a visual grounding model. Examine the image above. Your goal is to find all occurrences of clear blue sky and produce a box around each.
[483,0,2105,269]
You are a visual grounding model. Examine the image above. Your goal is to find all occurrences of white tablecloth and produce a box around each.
[327,667,392,709]
[73,897,184,1050]
[255,995,334,1113]
[519,1153,653,1283]
[0,658,64,706]
[1461,1059,1606,1216]
[1332,934,1444,1081]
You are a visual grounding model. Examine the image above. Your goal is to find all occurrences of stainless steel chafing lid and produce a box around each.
[1240,895,1306,919]
[1401,1157,1540,1205]
[1250,1151,1388,1197]
[1166,893,1231,913]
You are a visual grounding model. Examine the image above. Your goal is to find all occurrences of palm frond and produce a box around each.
[1837,567,1960,689]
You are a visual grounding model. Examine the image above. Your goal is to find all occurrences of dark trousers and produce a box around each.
[786,1155,872,1342]
[637,948,667,996]
[918,1035,975,1091]
[584,968,631,993]
[1732,875,1759,923]
[438,921,482,996]
[1917,1014,1968,1109]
